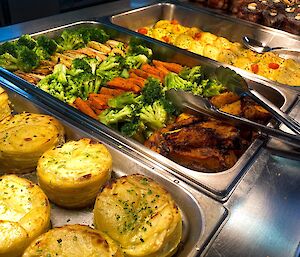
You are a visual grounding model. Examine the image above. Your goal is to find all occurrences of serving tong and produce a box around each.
[166,67,300,147]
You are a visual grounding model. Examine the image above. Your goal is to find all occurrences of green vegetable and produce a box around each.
[200,79,225,97]
[139,101,168,131]
[141,77,163,105]
[38,64,79,103]
[164,72,196,92]
[179,66,203,84]
[36,35,57,55]
[127,38,153,59]
[123,54,148,69]
[56,30,85,52]
[96,55,123,84]
[0,42,18,57]
[99,105,134,125]
[0,53,19,71]
[78,27,109,44]
[108,92,142,109]
[17,34,37,50]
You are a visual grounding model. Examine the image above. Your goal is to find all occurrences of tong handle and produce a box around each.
[215,109,300,147]
[248,90,300,135]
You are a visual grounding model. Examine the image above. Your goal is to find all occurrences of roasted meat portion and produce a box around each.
[145,116,244,172]
[145,92,271,172]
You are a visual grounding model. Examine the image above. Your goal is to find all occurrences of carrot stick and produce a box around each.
[152,60,183,73]
[107,77,141,93]
[89,95,109,109]
[74,98,98,119]
[153,63,170,77]
[100,87,125,96]
[141,64,165,80]
[89,93,113,101]
[127,78,145,88]
[130,69,161,81]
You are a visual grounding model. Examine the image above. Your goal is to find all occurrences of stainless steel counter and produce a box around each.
[0,1,299,257]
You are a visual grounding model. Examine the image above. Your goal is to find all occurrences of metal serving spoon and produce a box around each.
[166,89,300,147]
[242,36,300,54]
[214,66,300,135]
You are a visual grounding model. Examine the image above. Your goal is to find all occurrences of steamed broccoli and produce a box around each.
[96,55,123,84]
[0,43,40,72]
[99,105,134,125]
[139,101,168,130]
[127,38,153,59]
[141,77,163,105]
[72,72,101,99]
[17,34,37,50]
[38,64,72,102]
[108,92,142,109]
[78,27,109,44]
[0,42,18,57]
[164,72,196,92]
[56,30,85,52]
[36,35,57,55]
[123,54,148,69]
[72,58,92,73]
[34,47,50,61]
[120,119,147,142]
[0,53,19,71]
[200,79,225,97]
[179,66,203,84]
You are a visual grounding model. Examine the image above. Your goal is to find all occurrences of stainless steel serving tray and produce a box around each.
[109,1,300,88]
[0,76,227,257]
[0,21,297,200]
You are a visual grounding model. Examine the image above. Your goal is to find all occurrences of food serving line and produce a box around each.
[0,0,299,257]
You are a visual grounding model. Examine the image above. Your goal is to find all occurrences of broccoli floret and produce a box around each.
[17,47,40,72]
[96,56,121,72]
[139,101,168,130]
[108,92,142,109]
[164,72,196,92]
[78,27,109,44]
[99,105,133,125]
[71,72,101,99]
[57,30,85,51]
[72,58,92,73]
[0,45,40,72]
[96,55,122,83]
[120,68,129,78]
[34,47,50,60]
[17,34,37,50]
[0,42,18,57]
[128,38,153,59]
[159,97,178,116]
[179,66,203,84]
[120,119,147,142]
[0,53,19,71]
[141,77,163,105]
[83,57,99,75]
[201,79,225,97]
[123,54,148,69]
[36,35,57,55]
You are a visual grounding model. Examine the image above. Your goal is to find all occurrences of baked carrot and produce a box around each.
[127,78,145,88]
[141,64,166,80]
[107,77,141,93]
[100,87,125,96]
[152,62,170,77]
[89,95,109,109]
[74,98,98,119]
[89,93,113,102]
[130,69,161,81]
[152,60,183,73]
